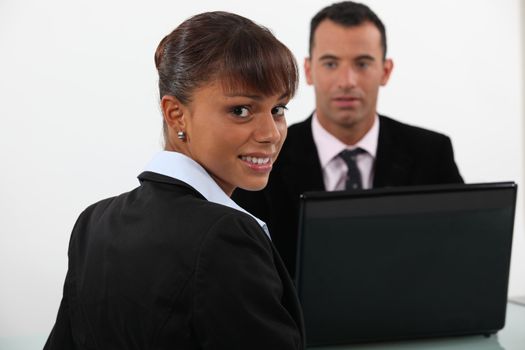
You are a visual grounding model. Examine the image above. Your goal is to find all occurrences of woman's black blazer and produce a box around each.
[45,171,305,349]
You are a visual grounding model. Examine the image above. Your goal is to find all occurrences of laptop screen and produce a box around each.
[296,182,517,346]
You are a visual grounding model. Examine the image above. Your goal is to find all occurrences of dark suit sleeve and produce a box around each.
[192,213,303,350]
[44,270,76,349]
[437,136,464,183]
[44,207,97,350]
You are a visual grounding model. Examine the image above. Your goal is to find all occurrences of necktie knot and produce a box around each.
[339,148,365,190]
[339,148,364,163]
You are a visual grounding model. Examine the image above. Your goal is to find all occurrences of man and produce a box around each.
[233,1,463,277]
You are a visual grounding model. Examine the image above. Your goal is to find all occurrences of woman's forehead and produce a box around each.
[216,75,291,98]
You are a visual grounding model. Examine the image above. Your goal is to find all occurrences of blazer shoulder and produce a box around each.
[278,116,315,160]
[379,115,453,145]
[200,209,271,249]
[286,117,313,142]
[200,201,266,234]
[72,180,266,250]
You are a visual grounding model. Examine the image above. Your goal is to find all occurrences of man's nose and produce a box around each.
[337,67,357,89]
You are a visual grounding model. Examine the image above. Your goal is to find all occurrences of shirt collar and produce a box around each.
[312,113,379,168]
[143,151,269,238]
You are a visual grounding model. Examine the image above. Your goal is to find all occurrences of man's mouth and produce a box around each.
[333,96,361,107]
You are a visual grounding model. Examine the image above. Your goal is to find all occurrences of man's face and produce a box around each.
[305,20,393,144]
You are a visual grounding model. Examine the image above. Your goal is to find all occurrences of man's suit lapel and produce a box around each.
[280,116,325,194]
[281,115,415,191]
[373,115,414,187]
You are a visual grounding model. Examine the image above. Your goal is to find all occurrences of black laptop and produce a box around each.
[295,182,517,346]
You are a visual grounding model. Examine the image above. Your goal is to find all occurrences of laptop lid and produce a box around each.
[295,182,517,346]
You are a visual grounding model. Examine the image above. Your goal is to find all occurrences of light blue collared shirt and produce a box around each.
[143,151,270,239]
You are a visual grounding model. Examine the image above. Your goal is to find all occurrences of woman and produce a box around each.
[45,11,304,349]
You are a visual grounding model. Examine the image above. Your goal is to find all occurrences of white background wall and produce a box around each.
[0,0,523,342]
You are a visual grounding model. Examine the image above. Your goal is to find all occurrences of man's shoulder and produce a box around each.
[379,115,452,143]
[286,116,313,140]
[277,116,316,162]
[284,114,452,143]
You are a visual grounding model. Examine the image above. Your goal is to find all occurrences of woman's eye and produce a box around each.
[272,105,287,117]
[231,106,250,118]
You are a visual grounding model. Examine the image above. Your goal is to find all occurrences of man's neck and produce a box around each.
[317,113,376,146]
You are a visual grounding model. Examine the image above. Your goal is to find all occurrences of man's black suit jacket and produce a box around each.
[233,115,464,277]
[45,171,304,349]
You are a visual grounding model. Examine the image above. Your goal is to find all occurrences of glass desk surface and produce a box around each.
[309,301,525,350]
[0,302,523,350]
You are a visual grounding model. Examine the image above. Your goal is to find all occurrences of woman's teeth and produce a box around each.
[241,156,270,165]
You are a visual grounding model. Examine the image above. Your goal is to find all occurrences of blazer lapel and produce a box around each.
[280,116,325,194]
[373,116,414,187]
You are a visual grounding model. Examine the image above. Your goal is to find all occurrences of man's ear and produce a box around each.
[304,57,314,85]
[381,58,394,86]
[161,95,185,131]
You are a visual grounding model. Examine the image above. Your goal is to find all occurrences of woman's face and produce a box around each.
[179,81,289,196]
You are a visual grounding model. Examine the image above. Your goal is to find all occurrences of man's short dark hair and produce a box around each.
[309,1,387,59]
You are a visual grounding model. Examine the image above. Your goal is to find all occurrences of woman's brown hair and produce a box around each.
[154,11,298,139]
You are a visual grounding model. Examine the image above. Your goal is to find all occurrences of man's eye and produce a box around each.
[357,61,370,69]
[231,106,250,118]
[323,61,337,69]
[272,105,288,117]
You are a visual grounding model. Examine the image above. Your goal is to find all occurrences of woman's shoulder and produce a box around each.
[198,201,268,240]
[69,182,270,254]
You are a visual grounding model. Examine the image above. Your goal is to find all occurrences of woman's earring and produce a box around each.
[177,131,186,140]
